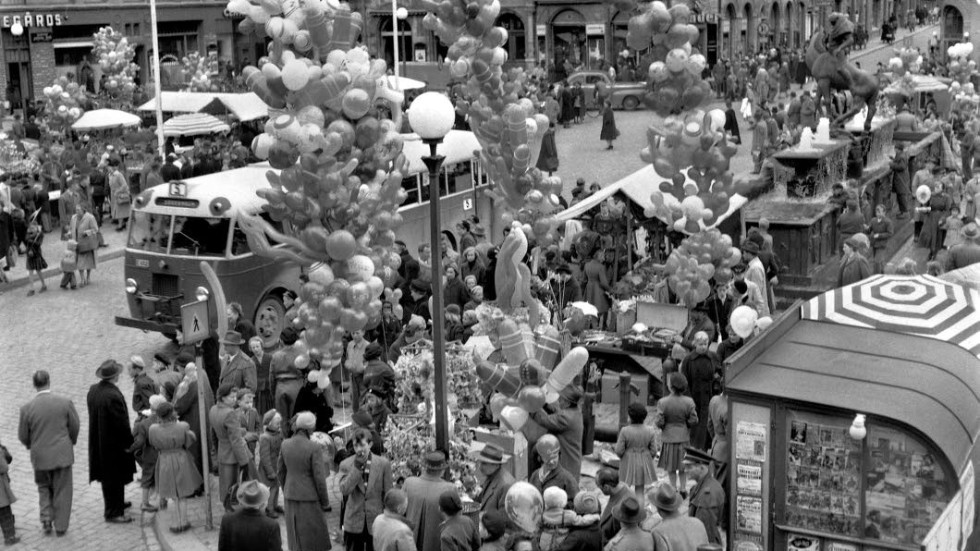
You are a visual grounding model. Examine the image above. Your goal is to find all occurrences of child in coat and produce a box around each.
[237,389,261,484]
[24,222,47,296]
[615,402,660,501]
[129,395,166,512]
[942,205,965,249]
[538,487,600,551]
[257,410,284,518]
[0,437,18,545]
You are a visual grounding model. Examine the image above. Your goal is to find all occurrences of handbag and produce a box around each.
[116,190,131,205]
[77,231,98,253]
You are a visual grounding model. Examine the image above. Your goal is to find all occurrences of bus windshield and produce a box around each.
[128,211,230,257]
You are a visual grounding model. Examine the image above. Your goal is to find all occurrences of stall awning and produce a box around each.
[727,276,980,475]
[555,164,748,232]
[138,92,270,121]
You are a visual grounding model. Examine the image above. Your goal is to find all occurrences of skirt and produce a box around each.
[285,499,332,551]
[76,250,96,271]
[26,254,48,272]
[619,449,658,487]
[658,442,688,473]
[155,449,203,499]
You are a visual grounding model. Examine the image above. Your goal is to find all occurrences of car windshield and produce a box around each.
[170,216,231,257]
[128,212,172,252]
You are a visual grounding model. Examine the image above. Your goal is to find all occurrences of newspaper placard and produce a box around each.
[736,421,767,462]
[736,462,763,496]
[736,496,763,534]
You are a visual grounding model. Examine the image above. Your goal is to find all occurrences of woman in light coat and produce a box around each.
[108,158,131,231]
[70,203,99,287]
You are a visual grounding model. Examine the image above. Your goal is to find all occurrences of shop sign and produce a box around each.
[535,24,546,36]
[3,14,64,28]
[585,24,604,35]
[30,30,52,43]
[692,13,719,24]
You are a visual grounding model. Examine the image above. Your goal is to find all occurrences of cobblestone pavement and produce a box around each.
[0,257,163,551]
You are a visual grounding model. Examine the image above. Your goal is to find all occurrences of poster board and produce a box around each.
[731,402,771,551]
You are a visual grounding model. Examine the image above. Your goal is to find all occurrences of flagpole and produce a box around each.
[149,0,165,159]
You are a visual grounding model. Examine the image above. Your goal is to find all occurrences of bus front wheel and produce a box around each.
[255,294,286,349]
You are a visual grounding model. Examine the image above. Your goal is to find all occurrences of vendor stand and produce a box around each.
[723,275,979,550]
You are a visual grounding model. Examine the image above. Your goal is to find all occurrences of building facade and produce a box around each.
[940,0,977,58]
[0,1,242,112]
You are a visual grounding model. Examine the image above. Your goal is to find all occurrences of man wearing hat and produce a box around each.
[946,222,980,270]
[210,383,253,512]
[474,443,515,518]
[606,496,653,551]
[219,331,257,394]
[648,482,709,551]
[740,239,770,316]
[889,142,912,218]
[18,370,80,536]
[404,279,432,325]
[404,451,457,551]
[129,355,158,417]
[87,360,137,523]
[683,447,725,545]
[528,387,584,479]
[731,264,766,315]
[218,480,282,551]
[528,434,578,507]
[271,326,304,436]
[437,489,479,551]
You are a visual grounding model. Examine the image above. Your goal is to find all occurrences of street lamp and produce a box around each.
[9,22,23,37]
[392,3,409,90]
[407,91,455,454]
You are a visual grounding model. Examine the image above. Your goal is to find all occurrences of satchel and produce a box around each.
[61,249,77,272]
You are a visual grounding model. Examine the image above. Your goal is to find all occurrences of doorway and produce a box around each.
[7,62,32,114]
[552,9,586,80]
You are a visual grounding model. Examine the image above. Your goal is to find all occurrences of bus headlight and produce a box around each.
[195,286,210,302]
[125,278,138,294]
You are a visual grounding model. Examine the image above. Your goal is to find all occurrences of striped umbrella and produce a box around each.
[802,274,980,358]
[162,113,230,137]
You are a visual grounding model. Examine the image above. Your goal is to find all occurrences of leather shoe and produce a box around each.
[105,515,133,524]
[265,510,280,519]
[275,505,285,514]
[42,521,52,535]
[141,504,159,513]
[56,531,67,537]
[3,536,21,545]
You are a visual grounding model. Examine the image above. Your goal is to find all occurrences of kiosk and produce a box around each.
[723,275,979,551]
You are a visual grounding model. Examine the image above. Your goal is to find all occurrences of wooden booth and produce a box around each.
[722,275,979,551]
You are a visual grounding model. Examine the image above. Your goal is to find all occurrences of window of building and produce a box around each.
[497,13,525,62]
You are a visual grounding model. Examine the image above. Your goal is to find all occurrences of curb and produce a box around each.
[2,249,125,291]
[850,24,937,63]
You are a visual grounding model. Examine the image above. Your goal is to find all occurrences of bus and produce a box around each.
[114,130,494,345]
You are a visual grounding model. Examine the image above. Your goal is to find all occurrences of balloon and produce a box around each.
[281,60,310,91]
[755,316,773,333]
[475,358,522,397]
[730,305,759,339]
[500,405,528,431]
[489,393,509,418]
[543,346,588,403]
[915,184,931,205]
[342,88,372,120]
[346,255,375,281]
[517,385,546,413]
[533,326,562,370]
[505,482,544,533]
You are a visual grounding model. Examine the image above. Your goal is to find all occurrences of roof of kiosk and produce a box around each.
[727,275,980,474]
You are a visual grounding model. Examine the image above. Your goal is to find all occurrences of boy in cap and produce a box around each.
[437,489,479,551]
[683,447,725,545]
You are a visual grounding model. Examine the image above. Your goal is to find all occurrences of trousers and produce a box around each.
[218,463,240,510]
[100,480,127,519]
[274,379,302,436]
[0,505,14,541]
[35,466,73,531]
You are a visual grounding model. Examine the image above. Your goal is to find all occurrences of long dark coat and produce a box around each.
[681,350,722,450]
[536,128,559,172]
[87,380,136,484]
[600,106,618,141]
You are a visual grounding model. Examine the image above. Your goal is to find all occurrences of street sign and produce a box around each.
[463,198,473,211]
[181,300,210,345]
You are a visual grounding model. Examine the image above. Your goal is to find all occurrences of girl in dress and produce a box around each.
[942,205,964,250]
[615,402,660,504]
[24,222,47,296]
[149,402,202,533]
[656,373,699,493]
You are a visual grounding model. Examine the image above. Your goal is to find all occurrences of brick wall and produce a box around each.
[31,39,56,99]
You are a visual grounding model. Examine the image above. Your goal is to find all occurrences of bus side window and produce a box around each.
[402,174,420,206]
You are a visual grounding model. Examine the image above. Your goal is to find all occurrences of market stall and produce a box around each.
[161,113,231,137]
[137,91,271,121]
[723,275,979,551]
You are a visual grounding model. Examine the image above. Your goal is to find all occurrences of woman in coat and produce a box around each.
[459,248,486,287]
[680,332,721,450]
[583,250,612,329]
[149,402,202,533]
[614,403,658,499]
[599,100,618,150]
[70,203,99,287]
[173,363,214,481]
[838,236,873,287]
[918,182,953,260]
[108,158,131,231]
[249,336,274,415]
[535,122,559,175]
[278,412,331,551]
[442,264,470,312]
[656,373,698,493]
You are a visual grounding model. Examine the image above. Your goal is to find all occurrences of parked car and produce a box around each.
[566,71,648,111]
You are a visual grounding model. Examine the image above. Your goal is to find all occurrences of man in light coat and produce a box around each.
[18,370,80,536]
[373,489,417,551]
[740,240,770,316]
[649,483,709,551]
[209,383,252,512]
[218,331,257,393]
[404,451,456,551]
[339,428,393,551]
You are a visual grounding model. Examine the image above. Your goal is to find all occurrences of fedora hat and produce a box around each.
[236,480,270,509]
[612,496,647,524]
[472,443,510,464]
[650,483,683,512]
[471,224,486,237]
[220,330,245,346]
[96,360,122,380]
[961,222,980,240]
[741,239,760,256]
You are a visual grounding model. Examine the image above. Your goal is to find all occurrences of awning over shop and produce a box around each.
[727,276,980,476]
[138,92,270,121]
[554,164,748,231]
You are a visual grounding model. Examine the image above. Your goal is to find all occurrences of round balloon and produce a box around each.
[505,482,544,533]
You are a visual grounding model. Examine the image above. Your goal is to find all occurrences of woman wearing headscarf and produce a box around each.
[278,411,331,551]
[680,332,721,451]
[442,264,470,312]
[838,236,873,287]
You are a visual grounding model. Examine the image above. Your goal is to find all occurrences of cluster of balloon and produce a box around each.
[181,51,220,93]
[611,1,712,116]
[225,0,415,372]
[417,0,562,246]
[887,48,924,77]
[946,43,979,112]
[662,229,741,306]
[729,305,772,339]
[642,110,742,233]
[92,27,139,106]
[41,76,87,130]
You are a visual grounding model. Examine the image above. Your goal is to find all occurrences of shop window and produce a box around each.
[55,47,92,67]
[864,425,952,545]
[784,410,863,538]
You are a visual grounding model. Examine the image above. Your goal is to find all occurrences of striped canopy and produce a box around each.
[802,274,980,358]
[162,113,230,137]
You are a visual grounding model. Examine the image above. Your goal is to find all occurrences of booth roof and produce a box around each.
[727,291,980,476]
[138,92,270,121]
[554,164,748,231]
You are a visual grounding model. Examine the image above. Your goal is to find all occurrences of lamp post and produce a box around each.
[393,6,409,90]
[407,92,455,454]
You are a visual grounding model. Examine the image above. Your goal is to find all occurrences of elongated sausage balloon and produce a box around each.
[534,326,562,370]
[543,346,589,403]
[475,357,521,397]
[497,318,528,367]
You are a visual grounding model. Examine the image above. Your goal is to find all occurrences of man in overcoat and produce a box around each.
[18,370,80,535]
[475,444,514,519]
[218,331,257,393]
[87,360,137,523]
[218,480,283,551]
[684,447,725,545]
[404,451,456,551]
[210,383,252,512]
